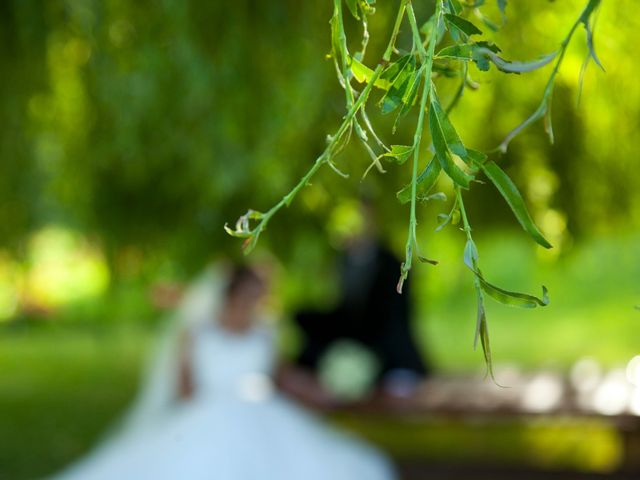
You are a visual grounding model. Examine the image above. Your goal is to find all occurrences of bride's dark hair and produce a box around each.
[225,265,264,298]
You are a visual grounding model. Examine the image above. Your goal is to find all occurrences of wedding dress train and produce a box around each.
[55,270,396,480]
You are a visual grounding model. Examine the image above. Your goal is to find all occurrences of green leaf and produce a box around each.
[436,44,474,61]
[435,213,450,232]
[395,67,425,125]
[463,238,479,270]
[480,161,552,248]
[379,56,417,114]
[580,0,601,22]
[477,271,549,308]
[475,41,501,54]
[477,303,496,381]
[462,148,487,169]
[475,9,499,32]
[498,99,548,153]
[397,157,441,204]
[350,57,374,83]
[497,0,507,23]
[447,0,463,15]
[344,0,360,20]
[482,50,558,74]
[423,192,447,202]
[444,13,483,37]
[420,14,437,38]
[417,255,439,265]
[383,145,414,165]
[583,18,605,71]
[349,57,391,89]
[469,46,557,74]
[379,54,412,83]
[431,89,467,157]
[429,103,473,188]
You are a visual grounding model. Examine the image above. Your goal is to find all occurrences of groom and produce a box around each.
[285,200,428,408]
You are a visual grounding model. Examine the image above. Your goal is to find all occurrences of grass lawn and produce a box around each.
[0,234,638,478]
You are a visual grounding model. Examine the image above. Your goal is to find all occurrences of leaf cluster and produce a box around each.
[227,0,605,378]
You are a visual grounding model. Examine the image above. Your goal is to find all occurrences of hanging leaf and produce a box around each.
[379,55,417,114]
[429,103,473,188]
[379,54,413,83]
[497,0,507,23]
[467,47,557,74]
[479,161,552,248]
[463,238,479,270]
[345,0,360,20]
[397,157,441,204]
[475,9,499,32]
[436,44,474,61]
[431,89,467,157]
[435,214,450,232]
[418,255,439,265]
[444,14,483,37]
[383,145,414,165]
[544,99,555,144]
[476,270,549,308]
[447,0,463,15]
[484,50,558,74]
[498,99,548,153]
[461,148,487,169]
[349,57,391,90]
[477,303,496,381]
[470,41,499,70]
[580,0,601,21]
[583,18,605,71]
[420,14,437,38]
[422,192,447,202]
[395,68,424,122]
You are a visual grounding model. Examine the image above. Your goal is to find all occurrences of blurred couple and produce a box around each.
[55,202,427,479]
[54,263,398,480]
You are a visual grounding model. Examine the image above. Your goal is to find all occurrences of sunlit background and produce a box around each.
[1,0,639,478]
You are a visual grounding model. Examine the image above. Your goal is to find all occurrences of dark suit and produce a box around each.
[295,244,428,381]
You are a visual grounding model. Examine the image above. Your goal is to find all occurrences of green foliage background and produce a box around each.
[1,1,638,264]
[0,1,639,477]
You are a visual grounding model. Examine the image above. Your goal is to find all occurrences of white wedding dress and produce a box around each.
[55,269,396,480]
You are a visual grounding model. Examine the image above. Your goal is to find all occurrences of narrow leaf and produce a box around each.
[462,148,487,169]
[436,44,474,61]
[580,0,602,22]
[480,161,552,248]
[418,256,439,265]
[350,57,392,90]
[464,238,479,270]
[473,48,558,74]
[397,157,441,204]
[431,89,467,157]
[475,9,499,32]
[478,307,496,381]
[345,0,360,20]
[379,56,417,114]
[422,192,447,202]
[583,20,604,71]
[497,0,507,23]
[477,271,549,308]
[383,145,414,165]
[429,104,473,188]
[447,0,463,15]
[396,67,425,123]
[444,13,483,37]
[475,289,485,351]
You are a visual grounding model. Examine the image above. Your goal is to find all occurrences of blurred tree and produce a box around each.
[0,0,637,272]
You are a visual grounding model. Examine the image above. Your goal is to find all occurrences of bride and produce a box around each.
[54,264,396,480]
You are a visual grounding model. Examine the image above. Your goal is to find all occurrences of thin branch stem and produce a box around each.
[398,0,442,292]
[498,1,596,152]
